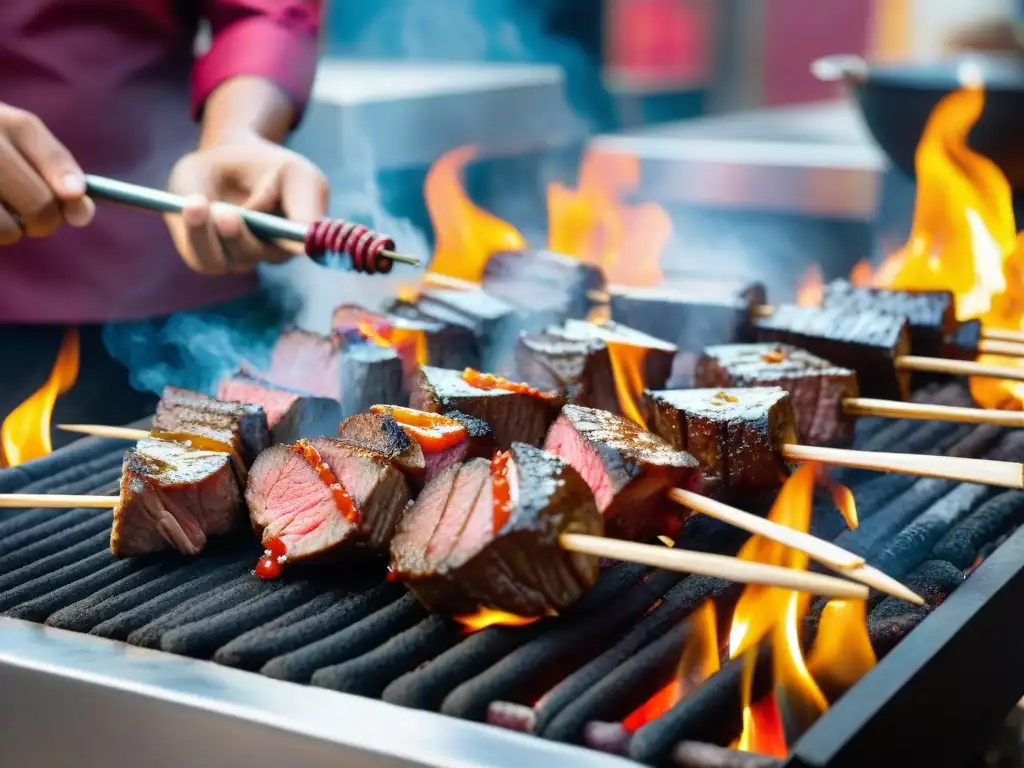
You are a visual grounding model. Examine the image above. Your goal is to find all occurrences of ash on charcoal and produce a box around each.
[441,570,684,722]
[260,593,426,683]
[382,563,649,712]
[932,490,1024,570]
[870,560,964,619]
[339,341,406,417]
[672,742,782,768]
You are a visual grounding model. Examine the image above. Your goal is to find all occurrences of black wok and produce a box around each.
[812,54,1024,193]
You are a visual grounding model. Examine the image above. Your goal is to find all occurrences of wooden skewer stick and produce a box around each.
[0,491,865,597]
[983,327,1024,345]
[977,339,1024,357]
[669,488,923,604]
[59,424,149,441]
[781,444,1023,488]
[0,494,118,509]
[559,533,867,599]
[896,355,1024,383]
[842,398,1024,427]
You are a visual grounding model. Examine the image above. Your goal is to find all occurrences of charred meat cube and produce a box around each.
[390,443,602,617]
[609,279,766,385]
[386,300,481,370]
[111,438,244,557]
[266,328,343,399]
[363,405,494,486]
[514,331,619,413]
[332,305,435,383]
[339,341,406,418]
[217,373,343,445]
[695,343,859,447]
[821,279,960,359]
[411,366,564,449]
[643,387,797,499]
[416,288,522,373]
[755,305,911,401]
[246,438,411,570]
[338,409,426,478]
[945,318,981,361]
[156,386,270,465]
[483,249,606,320]
[553,319,676,395]
[544,404,700,541]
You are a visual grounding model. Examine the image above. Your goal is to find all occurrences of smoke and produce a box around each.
[106,0,597,396]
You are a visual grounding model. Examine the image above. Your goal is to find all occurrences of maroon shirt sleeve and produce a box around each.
[191,0,322,122]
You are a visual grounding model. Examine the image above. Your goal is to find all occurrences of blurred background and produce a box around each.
[276,0,1022,325]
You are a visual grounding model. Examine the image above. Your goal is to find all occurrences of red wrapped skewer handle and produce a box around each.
[82,174,420,273]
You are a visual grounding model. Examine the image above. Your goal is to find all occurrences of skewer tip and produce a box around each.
[382,249,421,267]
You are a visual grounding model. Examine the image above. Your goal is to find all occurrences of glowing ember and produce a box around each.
[424,145,527,283]
[795,264,824,307]
[605,341,649,427]
[623,599,719,731]
[806,599,877,701]
[547,148,670,286]
[453,607,539,633]
[1,328,80,467]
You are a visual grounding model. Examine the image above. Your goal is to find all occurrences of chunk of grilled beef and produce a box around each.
[695,343,859,447]
[266,328,343,398]
[217,373,344,445]
[483,249,606,321]
[332,305,438,384]
[337,410,426,478]
[111,438,244,556]
[152,388,266,482]
[821,279,958,359]
[411,366,564,449]
[946,318,982,361]
[156,386,270,464]
[390,443,602,616]
[643,387,797,500]
[416,288,521,373]
[515,331,619,413]
[246,438,411,565]
[543,404,700,541]
[755,305,911,401]
[609,279,767,385]
[387,300,482,370]
[339,342,406,418]
[553,319,676,394]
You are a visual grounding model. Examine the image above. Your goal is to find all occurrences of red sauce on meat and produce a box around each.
[370,404,468,452]
[462,368,549,399]
[491,450,513,533]
[256,537,287,580]
[291,440,361,524]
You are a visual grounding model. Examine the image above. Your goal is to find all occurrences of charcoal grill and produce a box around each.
[1,383,1023,768]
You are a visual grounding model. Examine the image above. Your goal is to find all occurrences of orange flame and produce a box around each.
[727,463,856,755]
[547,148,670,286]
[453,607,540,633]
[357,319,429,378]
[795,264,824,307]
[848,82,1024,408]
[806,599,877,701]
[396,283,421,304]
[736,689,787,758]
[622,599,720,731]
[605,341,649,428]
[1,328,80,467]
[424,145,527,283]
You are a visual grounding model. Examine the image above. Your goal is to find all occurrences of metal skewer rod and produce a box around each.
[83,174,419,267]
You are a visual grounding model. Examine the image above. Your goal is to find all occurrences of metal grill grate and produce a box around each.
[0,384,1022,767]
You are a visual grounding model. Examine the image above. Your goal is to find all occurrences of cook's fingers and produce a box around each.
[61,196,95,228]
[179,196,230,275]
[212,203,291,269]
[0,206,23,246]
[279,161,329,225]
[8,111,86,200]
[0,137,63,237]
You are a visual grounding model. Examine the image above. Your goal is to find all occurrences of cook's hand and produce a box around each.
[0,102,94,245]
[166,135,329,275]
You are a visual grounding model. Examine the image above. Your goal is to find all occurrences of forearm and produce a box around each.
[198,76,296,149]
